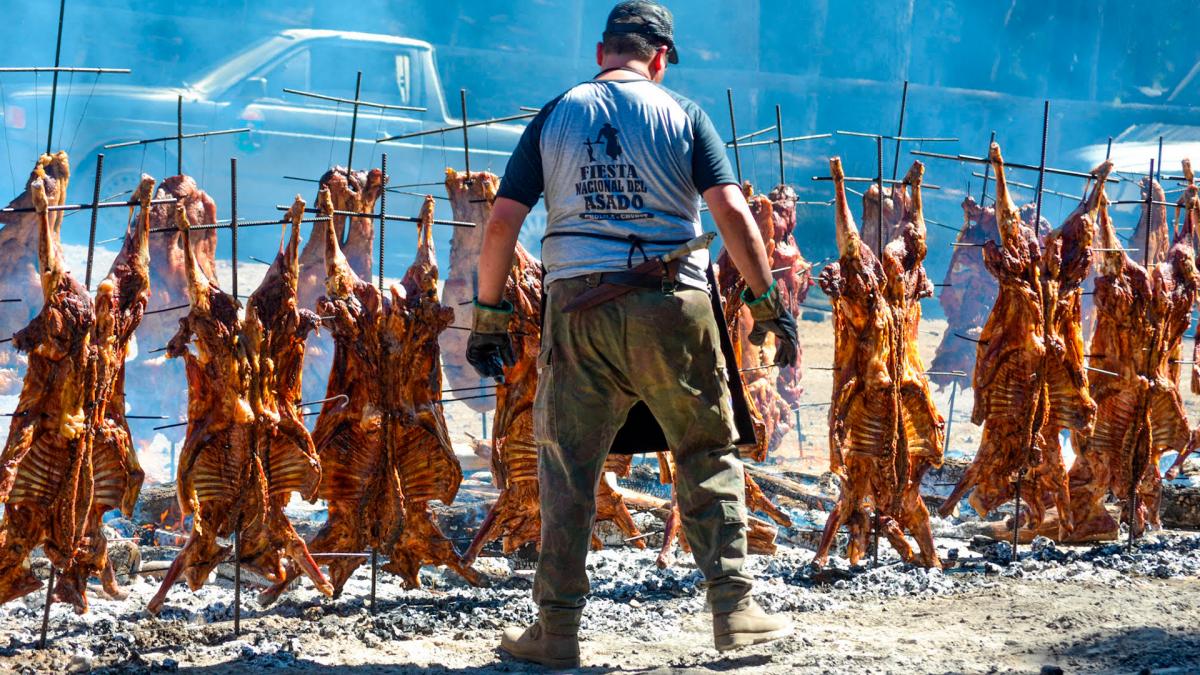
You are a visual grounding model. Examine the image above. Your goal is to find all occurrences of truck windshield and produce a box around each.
[189,35,296,97]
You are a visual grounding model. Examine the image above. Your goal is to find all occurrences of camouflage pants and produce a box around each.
[532,275,753,632]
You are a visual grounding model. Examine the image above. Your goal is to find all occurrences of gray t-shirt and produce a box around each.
[497,77,736,288]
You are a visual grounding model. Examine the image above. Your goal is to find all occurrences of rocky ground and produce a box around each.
[1,530,1198,674]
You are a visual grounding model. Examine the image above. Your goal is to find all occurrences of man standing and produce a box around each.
[467,1,797,668]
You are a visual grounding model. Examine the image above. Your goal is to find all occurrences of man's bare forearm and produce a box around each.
[477,196,532,306]
[703,184,773,298]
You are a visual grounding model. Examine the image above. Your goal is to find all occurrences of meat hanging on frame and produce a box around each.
[295,167,383,406]
[269,188,477,598]
[938,143,1096,541]
[0,157,152,612]
[147,198,333,615]
[452,169,644,563]
[810,158,944,569]
[0,153,72,395]
[1068,163,1197,540]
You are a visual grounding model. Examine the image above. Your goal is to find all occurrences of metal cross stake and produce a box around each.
[724,90,830,188]
[284,72,426,180]
[104,97,249,177]
[1128,157,1156,551]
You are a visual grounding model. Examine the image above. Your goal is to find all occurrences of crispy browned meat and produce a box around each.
[440,169,501,412]
[457,171,644,562]
[147,198,332,615]
[1069,175,1197,540]
[939,144,1096,540]
[862,182,909,255]
[274,189,477,598]
[0,158,97,609]
[53,175,156,610]
[0,154,71,394]
[296,167,383,405]
[811,159,944,568]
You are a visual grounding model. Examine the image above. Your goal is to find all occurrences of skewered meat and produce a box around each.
[765,185,816,409]
[440,169,500,413]
[1069,170,1196,539]
[0,162,96,609]
[296,167,383,405]
[1166,190,1200,478]
[137,175,218,360]
[1132,176,1169,267]
[273,189,477,597]
[811,159,944,568]
[458,171,644,562]
[938,143,1096,540]
[147,199,332,615]
[929,198,1052,385]
[862,182,908,255]
[0,153,71,394]
[54,176,156,609]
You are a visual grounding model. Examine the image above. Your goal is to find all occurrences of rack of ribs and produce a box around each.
[456,170,643,563]
[938,143,1096,540]
[147,198,332,615]
[0,153,72,395]
[0,160,97,609]
[296,167,383,406]
[810,158,944,568]
[1068,168,1196,539]
[861,182,909,255]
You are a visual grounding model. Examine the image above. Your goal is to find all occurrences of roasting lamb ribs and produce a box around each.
[1132,176,1170,267]
[1068,167,1196,539]
[938,143,1097,540]
[147,198,333,615]
[811,159,944,568]
[0,153,71,394]
[0,161,153,612]
[274,188,477,597]
[453,170,643,562]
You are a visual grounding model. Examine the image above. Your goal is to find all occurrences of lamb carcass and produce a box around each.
[296,167,383,406]
[440,169,499,412]
[811,159,943,568]
[54,175,156,609]
[938,143,1096,540]
[0,153,71,394]
[0,164,95,609]
[456,170,643,562]
[279,189,476,596]
[147,199,332,615]
[1069,174,1196,539]
[1131,176,1170,267]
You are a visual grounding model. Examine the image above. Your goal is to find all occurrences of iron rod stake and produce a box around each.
[233,519,242,637]
[38,565,55,648]
[176,96,183,176]
[943,379,959,458]
[876,136,884,254]
[727,89,741,184]
[45,0,66,154]
[370,547,378,612]
[980,131,996,203]
[379,153,387,291]
[460,89,471,179]
[85,154,104,288]
[892,80,908,180]
[347,72,362,180]
[775,104,785,186]
[230,158,238,299]
[1012,473,1022,563]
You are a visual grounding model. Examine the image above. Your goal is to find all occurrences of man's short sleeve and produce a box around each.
[496,96,562,208]
[682,100,737,194]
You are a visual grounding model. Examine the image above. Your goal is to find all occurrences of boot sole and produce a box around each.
[499,644,581,669]
[714,624,794,652]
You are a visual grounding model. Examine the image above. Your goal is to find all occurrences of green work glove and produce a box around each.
[466,298,516,381]
[742,280,799,368]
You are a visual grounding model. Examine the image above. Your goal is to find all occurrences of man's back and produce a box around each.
[498,77,733,288]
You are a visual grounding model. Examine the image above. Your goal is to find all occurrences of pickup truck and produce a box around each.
[0,29,528,260]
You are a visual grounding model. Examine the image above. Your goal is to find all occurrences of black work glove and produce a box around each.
[466,298,516,381]
[742,281,799,368]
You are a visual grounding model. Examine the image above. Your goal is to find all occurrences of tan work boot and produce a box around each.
[713,600,794,652]
[499,622,581,669]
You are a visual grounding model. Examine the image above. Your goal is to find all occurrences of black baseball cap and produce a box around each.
[604,1,679,64]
